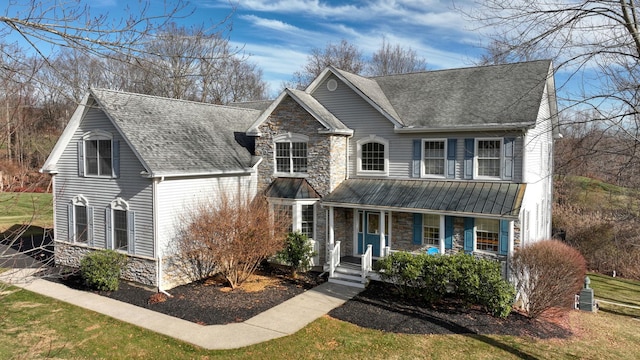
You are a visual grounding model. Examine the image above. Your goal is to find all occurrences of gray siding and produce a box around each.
[53,107,154,257]
[313,74,525,182]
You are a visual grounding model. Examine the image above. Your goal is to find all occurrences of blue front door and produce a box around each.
[357,211,388,255]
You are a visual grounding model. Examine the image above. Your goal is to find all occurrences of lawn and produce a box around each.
[1,275,639,359]
[0,192,53,232]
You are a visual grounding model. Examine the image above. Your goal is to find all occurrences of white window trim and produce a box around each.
[421,138,447,179]
[273,132,309,177]
[71,195,90,244]
[82,130,114,179]
[422,214,442,247]
[474,138,503,180]
[110,197,130,252]
[474,218,500,254]
[270,198,318,240]
[356,135,389,177]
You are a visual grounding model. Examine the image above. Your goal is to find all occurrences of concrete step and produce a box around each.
[328,277,367,289]
[335,265,361,276]
[333,271,362,282]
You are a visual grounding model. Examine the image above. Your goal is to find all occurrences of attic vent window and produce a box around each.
[327,79,338,91]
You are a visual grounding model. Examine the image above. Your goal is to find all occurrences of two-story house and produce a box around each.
[42,60,558,290]
[248,60,557,286]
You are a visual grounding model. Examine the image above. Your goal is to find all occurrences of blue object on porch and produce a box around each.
[427,247,439,255]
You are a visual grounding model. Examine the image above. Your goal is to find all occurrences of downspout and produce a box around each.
[153,176,171,296]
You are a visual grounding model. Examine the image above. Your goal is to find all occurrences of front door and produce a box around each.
[357,211,388,255]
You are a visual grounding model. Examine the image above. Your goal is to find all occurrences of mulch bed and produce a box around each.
[45,266,573,338]
[328,281,573,339]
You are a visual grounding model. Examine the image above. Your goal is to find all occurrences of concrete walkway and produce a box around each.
[1,268,363,350]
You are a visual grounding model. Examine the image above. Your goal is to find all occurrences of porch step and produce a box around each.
[328,276,367,289]
[335,264,361,276]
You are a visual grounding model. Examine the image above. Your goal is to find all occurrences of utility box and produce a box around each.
[579,276,597,312]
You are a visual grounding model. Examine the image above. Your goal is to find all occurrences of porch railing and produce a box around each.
[329,241,341,278]
[361,244,373,282]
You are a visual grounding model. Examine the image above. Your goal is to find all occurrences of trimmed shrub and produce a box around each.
[80,250,128,291]
[276,231,317,278]
[511,239,587,318]
[375,251,515,318]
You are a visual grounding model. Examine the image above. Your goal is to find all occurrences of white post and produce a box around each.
[379,210,385,257]
[328,206,335,247]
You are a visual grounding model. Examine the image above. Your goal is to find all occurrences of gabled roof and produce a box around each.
[264,178,321,199]
[322,179,526,219]
[374,60,553,130]
[246,88,352,136]
[42,89,262,178]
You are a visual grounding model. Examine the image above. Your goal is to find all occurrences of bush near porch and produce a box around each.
[374,252,515,318]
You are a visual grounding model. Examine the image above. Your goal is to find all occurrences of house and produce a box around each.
[40,89,265,289]
[248,59,558,286]
[42,60,558,290]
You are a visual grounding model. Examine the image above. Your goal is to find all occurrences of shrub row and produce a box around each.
[374,252,515,318]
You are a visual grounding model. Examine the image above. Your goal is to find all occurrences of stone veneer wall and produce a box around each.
[332,208,354,257]
[55,241,157,287]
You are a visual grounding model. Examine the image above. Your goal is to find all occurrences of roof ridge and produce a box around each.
[90,87,263,113]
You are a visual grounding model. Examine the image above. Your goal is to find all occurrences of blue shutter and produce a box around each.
[464,138,474,179]
[412,139,421,177]
[128,211,136,254]
[444,216,454,249]
[499,220,509,255]
[503,137,515,180]
[447,139,457,179]
[77,140,84,177]
[412,213,422,245]
[67,204,74,241]
[112,139,120,178]
[105,208,112,249]
[87,206,94,246]
[463,217,474,253]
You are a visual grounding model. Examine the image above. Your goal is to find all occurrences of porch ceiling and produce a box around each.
[322,179,525,218]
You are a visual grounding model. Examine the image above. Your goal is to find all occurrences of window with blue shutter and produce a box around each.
[503,137,515,180]
[412,139,421,177]
[463,217,474,252]
[128,211,136,254]
[412,213,422,245]
[464,138,474,179]
[444,216,454,249]
[499,220,509,255]
[447,139,457,179]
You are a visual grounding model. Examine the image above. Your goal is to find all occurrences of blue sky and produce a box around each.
[194,0,485,94]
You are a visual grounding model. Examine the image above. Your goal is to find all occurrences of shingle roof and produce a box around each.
[322,179,526,218]
[90,88,261,177]
[287,89,352,133]
[264,178,321,199]
[369,60,552,129]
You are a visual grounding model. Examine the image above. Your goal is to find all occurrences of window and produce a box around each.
[75,205,88,242]
[361,142,385,171]
[476,218,500,252]
[274,133,308,175]
[357,136,389,175]
[422,214,440,246]
[271,200,316,239]
[477,139,501,177]
[108,198,134,253]
[301,204,314,238]
[80,131,118,178]
[69,195,91,243]
[423,140,445,177]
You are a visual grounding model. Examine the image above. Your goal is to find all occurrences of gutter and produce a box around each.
[394,123,534,134]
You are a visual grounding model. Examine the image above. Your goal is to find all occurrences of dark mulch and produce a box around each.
[328,281,573,339]
[44,267,572,338]
[46,264,325,326]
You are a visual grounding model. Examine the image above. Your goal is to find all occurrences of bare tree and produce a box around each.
[290,39,366,89]
[368,38,427,76]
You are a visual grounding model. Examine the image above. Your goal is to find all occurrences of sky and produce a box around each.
[55,0,484,97]
[193,0,486,94]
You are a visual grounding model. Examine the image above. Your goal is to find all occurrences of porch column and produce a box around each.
[379,210,386,257]
[328,206,335,249]
[508,220,515,254]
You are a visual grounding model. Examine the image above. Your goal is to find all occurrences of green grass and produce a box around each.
[0,192,52,232]
[560,176,639,212]
[1,276,640,359]
[589,272,640,318]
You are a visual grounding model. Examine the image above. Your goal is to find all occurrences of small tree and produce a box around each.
[80,250,127,291]
[511,239,587,318]
[277,231,316,278]
[174,194,289,289]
